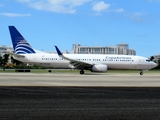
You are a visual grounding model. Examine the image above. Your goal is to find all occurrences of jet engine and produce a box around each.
[91,64,107,72]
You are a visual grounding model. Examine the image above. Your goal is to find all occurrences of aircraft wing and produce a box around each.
[68,58,92,69]
[55,46,92,69]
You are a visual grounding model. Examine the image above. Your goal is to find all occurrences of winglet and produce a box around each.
[55,46,63,56]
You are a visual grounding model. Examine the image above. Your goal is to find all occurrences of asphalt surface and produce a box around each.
[0,86,160,120]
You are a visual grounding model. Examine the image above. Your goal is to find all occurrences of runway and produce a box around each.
[0,72,160,87]
[0,73,160,119]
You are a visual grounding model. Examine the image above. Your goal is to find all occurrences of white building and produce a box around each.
[0,45,13,55]
[0,45,13,63]
[71,43,136,55]
[0,45,7,56]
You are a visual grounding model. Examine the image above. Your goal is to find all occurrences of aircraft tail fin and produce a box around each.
[8,26,36,54]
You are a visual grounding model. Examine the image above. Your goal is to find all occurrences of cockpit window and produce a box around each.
[146,59,150,62]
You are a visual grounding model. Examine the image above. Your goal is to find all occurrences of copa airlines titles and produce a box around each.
[105,56,132,60]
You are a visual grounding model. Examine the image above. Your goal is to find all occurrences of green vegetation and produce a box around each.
[0,54,9,71]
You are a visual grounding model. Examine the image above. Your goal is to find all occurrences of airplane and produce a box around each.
[8,26,157,75]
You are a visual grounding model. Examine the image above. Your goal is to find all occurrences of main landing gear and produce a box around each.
[48,70,52,73]
[80,70,84,74]
[140,71,143,75]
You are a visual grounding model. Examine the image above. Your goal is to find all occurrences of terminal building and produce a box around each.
[71,43,136,55]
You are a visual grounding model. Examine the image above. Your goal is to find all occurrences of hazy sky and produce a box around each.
[1,0,160,57]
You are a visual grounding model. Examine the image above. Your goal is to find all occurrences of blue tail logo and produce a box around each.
[8,26,36,54]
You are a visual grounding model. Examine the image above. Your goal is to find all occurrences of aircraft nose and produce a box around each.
[155,63,158,67]
[153,62,158,68]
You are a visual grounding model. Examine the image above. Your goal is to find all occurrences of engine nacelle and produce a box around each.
[91,64,108,72]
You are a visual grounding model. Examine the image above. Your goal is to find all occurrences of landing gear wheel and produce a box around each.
[80,70,84,74]
[140,72,143,75]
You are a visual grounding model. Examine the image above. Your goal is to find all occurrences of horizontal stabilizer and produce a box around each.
[5,50,24,57]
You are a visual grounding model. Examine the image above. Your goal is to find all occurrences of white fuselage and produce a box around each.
[13,53,157,70]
